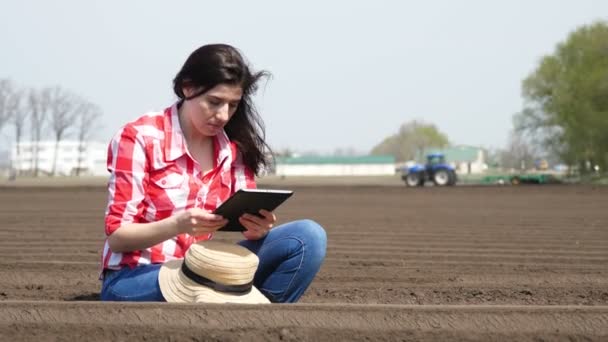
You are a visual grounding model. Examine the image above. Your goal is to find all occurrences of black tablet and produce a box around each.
[215,189,294,232]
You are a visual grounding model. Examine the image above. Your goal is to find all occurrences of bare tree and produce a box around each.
[10,91,26,176]
[5,84,25,175]
[1,80,28,177]
[498,130,537,171]
[7,82,104,177]
[28,87,51,177]
[333,147,361,156]
[0,79,15,132]
[75,100,102,176]
[48,87,78,176]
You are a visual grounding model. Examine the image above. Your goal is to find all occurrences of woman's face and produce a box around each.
[182,83,243,137]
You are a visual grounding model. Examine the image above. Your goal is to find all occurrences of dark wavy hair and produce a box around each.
[173,44,271,175]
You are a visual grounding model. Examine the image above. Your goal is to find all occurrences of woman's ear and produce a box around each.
[182,85,195,98]
[181,81,203,99]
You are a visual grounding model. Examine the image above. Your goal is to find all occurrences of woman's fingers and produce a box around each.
[241,213,264,226]
[175,209,227,235]
[192,221,226,234]
[239,215,272,240]
[258,209,277,223]
[190,217,227,227]
[186,209,275,238]
[239,217,267,240]
[239,215,258,230]
[239,216,267,234]
[190,209,224,222]
[242,212,274,229]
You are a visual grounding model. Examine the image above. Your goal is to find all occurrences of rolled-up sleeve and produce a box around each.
[104,125,148,236]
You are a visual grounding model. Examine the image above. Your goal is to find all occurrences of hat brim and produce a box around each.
[159,259,270,304]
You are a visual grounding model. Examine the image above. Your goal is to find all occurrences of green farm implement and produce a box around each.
[480,173,559,185]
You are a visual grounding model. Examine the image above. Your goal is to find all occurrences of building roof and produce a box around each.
[276,155,395,165]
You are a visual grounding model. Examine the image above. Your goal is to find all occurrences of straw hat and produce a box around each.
[158,240,270,304]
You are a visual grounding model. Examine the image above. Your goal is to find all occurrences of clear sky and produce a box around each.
[1,0,606,154]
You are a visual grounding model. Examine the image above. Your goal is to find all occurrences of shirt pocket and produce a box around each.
[152,173,185,189]
[148,171,188,212]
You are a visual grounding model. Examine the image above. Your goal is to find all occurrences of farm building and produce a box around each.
[274,155,396,176]
[10,140,108,176]
[425,145,487,174]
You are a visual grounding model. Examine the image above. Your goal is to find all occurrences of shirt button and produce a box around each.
[197,197,202,202]
[161,180,167,185]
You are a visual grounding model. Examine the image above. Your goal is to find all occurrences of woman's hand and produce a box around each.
[240,209,276,240]
[107,208,227,253]
[173,208,228,236]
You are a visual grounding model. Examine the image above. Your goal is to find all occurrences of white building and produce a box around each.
[10,140,108,176]
[274,155,396,176]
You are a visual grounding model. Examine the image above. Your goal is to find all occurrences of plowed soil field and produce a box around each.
[1,184,607,341]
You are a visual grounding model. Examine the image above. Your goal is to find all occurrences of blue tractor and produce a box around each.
[401,153,457,187]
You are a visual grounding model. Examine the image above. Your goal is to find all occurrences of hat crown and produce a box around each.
[184,241,259,286]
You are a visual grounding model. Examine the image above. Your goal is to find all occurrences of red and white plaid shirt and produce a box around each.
[100,103,256,274]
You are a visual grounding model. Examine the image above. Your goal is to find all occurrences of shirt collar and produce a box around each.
[163,103,187,162]
[215,126,232,169]
[164,102,232,168]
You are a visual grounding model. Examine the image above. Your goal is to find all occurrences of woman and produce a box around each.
[100,44,327,303]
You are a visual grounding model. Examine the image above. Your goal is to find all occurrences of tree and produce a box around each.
[2,81,26,174]
[11,92,27,175]
[0,80,11,132]
[333,147,361,156]
[75,100,102,176]
[27,87,51,176]
[48,87,78,176]
[370,120,449,162]
[497,130,537,171]
[516,21,608,172]
[4,81,104,177]
[0,79,18,133]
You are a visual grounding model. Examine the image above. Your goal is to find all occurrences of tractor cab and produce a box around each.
[426,153,446,166]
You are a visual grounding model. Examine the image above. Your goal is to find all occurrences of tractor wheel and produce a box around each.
[433,170,450,186]
[447,171,457,186]
[405,172,423,187]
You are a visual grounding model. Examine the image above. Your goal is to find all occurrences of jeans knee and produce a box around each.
[296,219,327,260]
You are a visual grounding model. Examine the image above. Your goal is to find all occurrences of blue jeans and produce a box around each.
[100,219,327,303]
